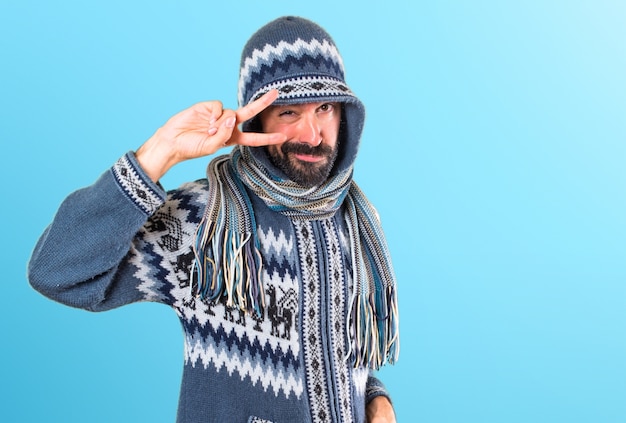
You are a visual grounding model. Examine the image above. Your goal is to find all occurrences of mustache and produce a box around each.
[281,141,334,157]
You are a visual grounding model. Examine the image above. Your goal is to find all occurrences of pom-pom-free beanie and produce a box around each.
[238,16,357,107]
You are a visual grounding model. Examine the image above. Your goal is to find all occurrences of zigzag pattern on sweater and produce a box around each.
[178,224,303,399]
[184,327,304,398]
[258,227,298,280]
[258,227,294,259]
[131,239,174,304]
[185,320,300,371]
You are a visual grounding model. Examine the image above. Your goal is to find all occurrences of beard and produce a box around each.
[267,141,339,188]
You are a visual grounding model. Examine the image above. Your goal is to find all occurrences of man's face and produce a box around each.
[259,102,341,188]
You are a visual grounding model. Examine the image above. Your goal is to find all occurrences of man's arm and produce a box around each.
[28,152,167,310]
[28,91,285,310]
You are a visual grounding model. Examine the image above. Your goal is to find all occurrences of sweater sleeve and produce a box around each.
[28,152,170,311]
[366,372,392,405]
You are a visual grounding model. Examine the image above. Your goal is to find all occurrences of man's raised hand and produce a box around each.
[136,90,285,182]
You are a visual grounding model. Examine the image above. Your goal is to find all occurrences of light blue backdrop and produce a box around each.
[2,1,625,422]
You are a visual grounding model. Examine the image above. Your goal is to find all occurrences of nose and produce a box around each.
[297,113,322,146]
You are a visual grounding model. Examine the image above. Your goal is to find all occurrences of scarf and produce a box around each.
[192,146,399,369]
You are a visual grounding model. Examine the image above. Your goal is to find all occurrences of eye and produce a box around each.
[318,103,335,112]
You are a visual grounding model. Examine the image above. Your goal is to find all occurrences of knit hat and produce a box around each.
[238,16,365,176]
[238,16,357,107]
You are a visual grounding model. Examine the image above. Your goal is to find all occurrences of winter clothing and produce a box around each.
[28,16,398,423]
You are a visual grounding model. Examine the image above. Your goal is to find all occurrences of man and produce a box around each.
[29,16,399,423]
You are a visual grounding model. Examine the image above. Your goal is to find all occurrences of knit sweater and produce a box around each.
[28,152,390,423]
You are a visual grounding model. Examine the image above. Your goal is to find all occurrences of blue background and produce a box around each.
[2,1,625,422]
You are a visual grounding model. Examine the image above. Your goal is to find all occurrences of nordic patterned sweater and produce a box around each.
[28,152,391,423]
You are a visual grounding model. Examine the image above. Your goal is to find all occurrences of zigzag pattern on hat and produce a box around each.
[238,38,345,106]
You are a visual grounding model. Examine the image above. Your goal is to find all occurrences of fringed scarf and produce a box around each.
[192,146,399,369]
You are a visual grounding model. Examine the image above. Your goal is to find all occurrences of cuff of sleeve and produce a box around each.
[366,375,392,405]
[111,151,166,215]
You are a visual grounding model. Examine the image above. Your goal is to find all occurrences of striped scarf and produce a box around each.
[192,146,399,369]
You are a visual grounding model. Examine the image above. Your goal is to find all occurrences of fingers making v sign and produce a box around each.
[136,89,286,182]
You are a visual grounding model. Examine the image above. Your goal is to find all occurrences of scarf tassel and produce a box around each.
[192,219,264,316]
[347,284,400,370]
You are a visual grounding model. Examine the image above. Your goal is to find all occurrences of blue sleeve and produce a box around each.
[28,152,169,311]
[366,372,393,405]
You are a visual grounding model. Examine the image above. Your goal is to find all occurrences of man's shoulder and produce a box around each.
[162,178,210,219]
[167,178,210,198]
[175,178,210,192]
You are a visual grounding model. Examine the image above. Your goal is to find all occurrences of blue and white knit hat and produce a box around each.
[239,16,357,107]
[238,16,365,174]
